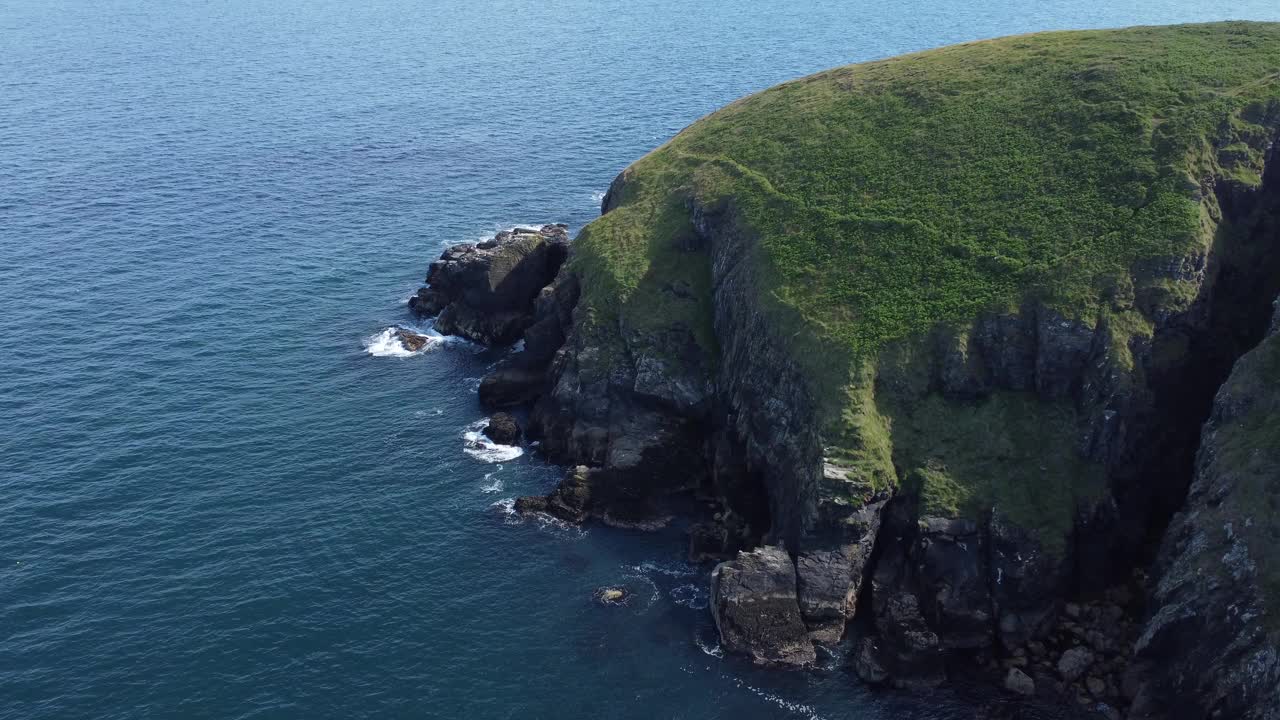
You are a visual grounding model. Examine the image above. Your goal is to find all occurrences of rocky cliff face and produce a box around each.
[1127,279,1280,717]
[406,27,1280,715]
[419,127,1278,705]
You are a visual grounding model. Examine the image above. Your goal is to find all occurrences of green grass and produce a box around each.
[887,390,1106,555]
[569,22,1280,547]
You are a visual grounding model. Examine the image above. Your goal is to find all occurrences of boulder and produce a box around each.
[1004,667,1036,696]
[710,546,816,668]
[516,465,593,524]
[482,412,521,445]
[1057,647,1094,682]
[1087,676,1107,697]
[861,590,946,688]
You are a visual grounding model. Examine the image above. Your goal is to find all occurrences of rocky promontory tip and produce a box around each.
[409,224,569,345]
[710,545,817,668]
[482,412,521,446]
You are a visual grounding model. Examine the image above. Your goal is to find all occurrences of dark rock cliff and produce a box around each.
[408,110,1280,717]
[1126,202,1280,718]
[1126,301,1280,720]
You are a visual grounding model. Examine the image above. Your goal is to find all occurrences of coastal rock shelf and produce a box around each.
[409,224,569,345]
[409,23,1280,719]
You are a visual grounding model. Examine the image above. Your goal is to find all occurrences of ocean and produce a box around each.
[3,1,1277,718]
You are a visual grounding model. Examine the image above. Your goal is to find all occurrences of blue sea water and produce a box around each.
[3,1,1278,718]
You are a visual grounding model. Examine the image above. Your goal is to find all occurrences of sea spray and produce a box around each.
[462,419,523,463]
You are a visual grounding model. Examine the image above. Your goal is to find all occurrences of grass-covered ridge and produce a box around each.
[570,23,1280,543]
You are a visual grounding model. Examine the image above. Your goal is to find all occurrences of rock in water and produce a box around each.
[392,327,430,352]
[514,465,671,530]
[482,412,521,445]
[408,224,569,345]
[710,546,816,668]
[1057,647,1094,682]
[594,586,629,605]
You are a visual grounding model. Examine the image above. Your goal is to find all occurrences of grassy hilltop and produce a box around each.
[570,22,1280,546]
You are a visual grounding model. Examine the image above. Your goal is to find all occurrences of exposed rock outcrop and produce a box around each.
[514,465,673,530]
[482,412,521,446]
[1127,299,1280,720]
[409,224,569,345]
[710,546,817,668]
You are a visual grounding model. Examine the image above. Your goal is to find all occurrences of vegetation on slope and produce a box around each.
[571,22,1280,544]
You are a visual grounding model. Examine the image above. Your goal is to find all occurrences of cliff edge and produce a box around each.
[411,21,1280,717]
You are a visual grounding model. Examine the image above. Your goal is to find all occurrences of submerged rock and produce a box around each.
[594,586,630,605]
[1057,647,1094,682]
[482,412,521,446]
[710,545,816,668]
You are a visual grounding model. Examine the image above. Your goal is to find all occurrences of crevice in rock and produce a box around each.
[1115,132,1280,567]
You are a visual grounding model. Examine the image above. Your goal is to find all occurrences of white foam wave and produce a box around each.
[816,642,846,672]
[591,190,607,206]
[733,680,827,720]
[621,572,661,606]
[363,326,453,357]
[695,636,724,658]
[480,470,504,494]
[462,420,523,463]
[624,560,697,578]
[489,497,588,537]
[490,497,518,522]
[670,583,709,610]
[466,223,557,245]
